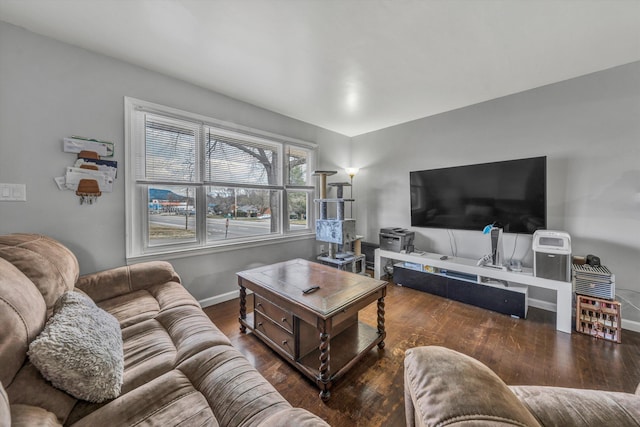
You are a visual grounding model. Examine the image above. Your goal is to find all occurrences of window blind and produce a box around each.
[142,114,199,182]
[204,128,280,186]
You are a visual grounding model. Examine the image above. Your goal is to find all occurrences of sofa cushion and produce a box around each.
[179,346,295,427]
[120,306,233,394]
[69,370,218,427]
[28,292,124,403]
[0,258,47,386]
[91,283,232,395]
[120,318,178,394]
[98,289,161,328]
[0,234,78,313]
[511,385,640,427]
[96,281,201,328]
[5,362,77,425]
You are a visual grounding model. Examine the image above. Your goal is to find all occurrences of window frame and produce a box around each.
[124,97,317,262]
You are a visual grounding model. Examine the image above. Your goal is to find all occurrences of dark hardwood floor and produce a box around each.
[203,281,640,427]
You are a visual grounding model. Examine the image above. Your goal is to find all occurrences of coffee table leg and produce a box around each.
[239,286,247,333]
[377,296,386,349]
[318,331,331,401]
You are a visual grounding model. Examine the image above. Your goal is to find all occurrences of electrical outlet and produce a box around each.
[0,183,26,201]
[319,245,326,254]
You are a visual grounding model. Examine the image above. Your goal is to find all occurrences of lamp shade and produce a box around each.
[345,167,359,178]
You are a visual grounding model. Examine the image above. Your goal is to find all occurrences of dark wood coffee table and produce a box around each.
[237,258,387,401]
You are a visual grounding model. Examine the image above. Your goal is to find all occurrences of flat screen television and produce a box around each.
[410,156,546,234]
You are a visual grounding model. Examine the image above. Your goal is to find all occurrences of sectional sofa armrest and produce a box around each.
[75,261,181,303]
[404,346,541,427]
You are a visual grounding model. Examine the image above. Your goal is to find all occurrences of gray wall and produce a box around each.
[0,21,349,303]
[2,20,638,327]
[352,61,640,325]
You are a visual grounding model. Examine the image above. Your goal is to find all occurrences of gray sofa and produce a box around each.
[0,233,328,426]
[404,346,640,426]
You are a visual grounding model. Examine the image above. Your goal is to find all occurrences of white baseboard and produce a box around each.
[528,297,556,313]
[622,318,640,333]
[528,297,640,333]
[199,290,240,308]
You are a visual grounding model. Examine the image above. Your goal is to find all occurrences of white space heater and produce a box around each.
[532,230,571,282]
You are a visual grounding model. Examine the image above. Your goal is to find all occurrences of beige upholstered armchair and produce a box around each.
[404,346,640,427]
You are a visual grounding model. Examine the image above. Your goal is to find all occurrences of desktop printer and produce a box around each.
[379,227,415,252]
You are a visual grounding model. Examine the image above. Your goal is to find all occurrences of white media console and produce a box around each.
[374,248,572,333]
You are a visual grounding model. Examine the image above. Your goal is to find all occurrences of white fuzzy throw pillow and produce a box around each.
[28,291,124,402]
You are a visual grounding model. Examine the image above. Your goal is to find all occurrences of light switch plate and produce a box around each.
[0,183,26,201]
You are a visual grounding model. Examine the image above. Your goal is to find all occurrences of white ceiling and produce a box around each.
[1,0,639,137]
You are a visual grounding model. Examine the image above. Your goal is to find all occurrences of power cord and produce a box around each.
[509,233,519,264]
[616,288,640,313]
[447,229,457,257]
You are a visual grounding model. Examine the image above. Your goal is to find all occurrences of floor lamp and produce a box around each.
[345,167,359,219]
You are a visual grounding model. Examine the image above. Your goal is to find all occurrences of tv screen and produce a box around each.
[410,156,546,234]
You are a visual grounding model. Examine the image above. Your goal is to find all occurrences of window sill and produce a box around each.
[126,232,317,264]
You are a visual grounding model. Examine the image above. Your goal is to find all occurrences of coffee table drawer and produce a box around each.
[255,312,294,358]
[255,294,294,333]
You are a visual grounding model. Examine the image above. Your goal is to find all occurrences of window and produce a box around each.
[125,97,317,259]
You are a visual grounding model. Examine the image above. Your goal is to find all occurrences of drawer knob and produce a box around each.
[281,317,287,323]
[282,340,288,345]
[256,302,263,308]
[257,322,263,327]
